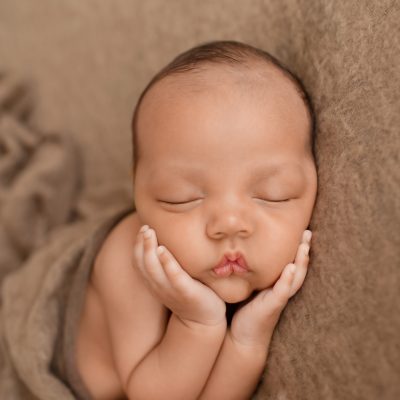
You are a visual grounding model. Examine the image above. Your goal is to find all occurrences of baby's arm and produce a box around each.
[199,230,312,399]
[92,222,227,400]
[127,226,228,399]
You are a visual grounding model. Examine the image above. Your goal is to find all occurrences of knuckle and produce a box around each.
[301,243,310,256]
[167,269,182,283]
[162,257,177,272]
[143,246,156,262]
[164,259,182,278]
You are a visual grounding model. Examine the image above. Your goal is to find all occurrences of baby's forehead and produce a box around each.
[136,62,311,156]
[144,62,295,106]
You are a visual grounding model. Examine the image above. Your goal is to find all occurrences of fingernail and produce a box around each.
[140,225,149,233]
[157,246,165,256]
[144,228,152,239]
[304,230,312,242]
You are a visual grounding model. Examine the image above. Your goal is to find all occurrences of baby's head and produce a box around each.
[131,40,317,304]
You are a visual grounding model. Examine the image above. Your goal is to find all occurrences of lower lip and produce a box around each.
[213,262,248,277]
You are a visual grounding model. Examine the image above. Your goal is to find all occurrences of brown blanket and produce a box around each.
[0,71,82,285]
[0,70,135,399]
[1,206,134,399]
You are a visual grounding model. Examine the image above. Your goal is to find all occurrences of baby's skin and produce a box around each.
[76,61,317,399]
[134,224,312,399]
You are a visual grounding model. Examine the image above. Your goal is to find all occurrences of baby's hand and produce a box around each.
[134,225,226,330]
[229,230,312,348]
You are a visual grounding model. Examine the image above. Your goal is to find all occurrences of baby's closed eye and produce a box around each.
[157,195,293,205]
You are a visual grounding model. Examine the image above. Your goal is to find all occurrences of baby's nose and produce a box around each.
[207,212,253,240]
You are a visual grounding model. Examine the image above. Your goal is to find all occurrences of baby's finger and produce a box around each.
[156,246,195,298]
[302,229,312,245]
[269,263,297,308]
[133,228,155,284]
[141,227,172,290]
[133,227,147,273]
[289,242,310,296]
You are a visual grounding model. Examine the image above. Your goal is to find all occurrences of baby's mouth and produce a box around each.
[212,254,249,277]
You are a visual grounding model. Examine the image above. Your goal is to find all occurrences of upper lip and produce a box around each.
[213,251,249,270]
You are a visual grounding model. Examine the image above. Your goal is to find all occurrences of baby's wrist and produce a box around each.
[176,313,227,333]
[227,327,271,355]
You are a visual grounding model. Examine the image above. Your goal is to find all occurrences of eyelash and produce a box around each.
[256,198,290,203]
[159,198,290,205]
[159,200,199,205]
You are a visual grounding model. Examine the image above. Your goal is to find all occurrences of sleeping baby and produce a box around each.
[75,40,317,399]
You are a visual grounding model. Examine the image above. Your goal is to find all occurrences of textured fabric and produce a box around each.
[54,206,134,399]
[0,72,82,286]
[0,205,134,399]
[0,1,399,399]
[0,71,135,399]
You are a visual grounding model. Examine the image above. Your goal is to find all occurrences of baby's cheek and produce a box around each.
[255,243,299,288]
[155,229,199,272]
[254,265,283,290]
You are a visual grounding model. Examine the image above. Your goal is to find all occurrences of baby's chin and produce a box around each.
[211,282,254,304]
[223,293,251,304]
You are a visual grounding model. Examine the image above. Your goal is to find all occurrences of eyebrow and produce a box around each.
[148,161,305,183]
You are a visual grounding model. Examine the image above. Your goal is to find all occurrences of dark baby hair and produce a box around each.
[131,40,316,175]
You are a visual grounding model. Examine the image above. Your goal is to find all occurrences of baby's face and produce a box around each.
[134,66,317,304]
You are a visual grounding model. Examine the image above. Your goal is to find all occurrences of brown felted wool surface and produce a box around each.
[0,1,399,399]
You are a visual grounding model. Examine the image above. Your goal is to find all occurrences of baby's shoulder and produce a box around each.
[93,211,139,269]
[88,211,170,391]
[90,210,156,307]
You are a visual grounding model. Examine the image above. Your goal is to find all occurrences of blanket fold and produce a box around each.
[1,206,134,400]
[0,71,82,284]
[0,70,135,399]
